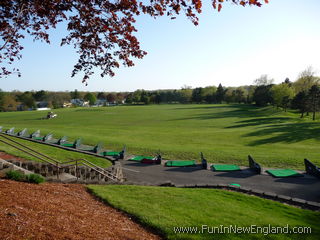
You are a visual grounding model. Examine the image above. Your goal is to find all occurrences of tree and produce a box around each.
[84,92,97,105]
[140,91,150,105]
[270,84,294,111]
[224,88,235,103]
[293,67,319,93]
[254,74,274,86]
[292,91,309,118]
[47,91,71,108]
[0,1,268,84]
[18,91,36,109]
[106,93,116,103]
[192,87,203,103]
[33,90,47,101]
[308,85,320,121]
[178,88,192,104]
[234,87,246,104]
[97,92,107,100]
[70,89,80,99]
[0,94,18,111]
[216,83,225,103]
[253,85,273,106]
[116,92,125,104]
[125,94,133,104]
[202,86,217,103]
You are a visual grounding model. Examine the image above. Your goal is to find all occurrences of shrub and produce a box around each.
[26,173,45,184]
[6,170,25,181]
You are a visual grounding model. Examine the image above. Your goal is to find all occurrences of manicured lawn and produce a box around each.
[88,185,320,240]
[0,135,111,168]
[0,104,319,169]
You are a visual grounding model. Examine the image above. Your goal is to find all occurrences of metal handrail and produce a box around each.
[0,133,122,182]
[0,134,59,164]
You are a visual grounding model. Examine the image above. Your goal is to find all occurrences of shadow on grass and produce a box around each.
[170,105,285,121]
[226,117,294,128]
[244,122,320,146]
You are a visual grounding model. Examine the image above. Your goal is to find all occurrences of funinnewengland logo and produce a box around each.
[173,225,312,235]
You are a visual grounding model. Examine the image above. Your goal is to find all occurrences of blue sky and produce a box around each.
[1,0,320,92]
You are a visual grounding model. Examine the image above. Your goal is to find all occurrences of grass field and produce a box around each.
[88,185,320,240]
[0,104,319,169]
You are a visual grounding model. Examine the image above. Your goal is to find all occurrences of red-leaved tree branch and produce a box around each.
[0,0,268,85]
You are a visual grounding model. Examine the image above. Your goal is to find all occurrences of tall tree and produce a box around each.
[292,91,309,118]
[192,87,203,103]
[33,90,47,101]
[84,92,97,105]
[70,89,80,99]
[140,91,150,105]
[293,67,319,93]
[253,85,273,107]
[0,0,268,84]
[253,74,274,86]
[270,83,294,111]
[216,83,225,104]
[106,93,116,103]
[0,94,18,111]
[18,91,36,109]
[308,85,320,121]
[97,92,107,100]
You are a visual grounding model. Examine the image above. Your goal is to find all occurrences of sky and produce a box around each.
[1,0,320,92]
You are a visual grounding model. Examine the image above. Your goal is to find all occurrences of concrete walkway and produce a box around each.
[120,160,320,203]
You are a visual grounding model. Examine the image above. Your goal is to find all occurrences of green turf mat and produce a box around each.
[266,169,303,178]
[100,151,120,156]
[229,183,241,187]
[165,160,196,167]
[129,156,153,162]
[62,143,74,147]
[211,164,241,171]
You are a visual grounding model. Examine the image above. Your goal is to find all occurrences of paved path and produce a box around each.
[120,160,320,203]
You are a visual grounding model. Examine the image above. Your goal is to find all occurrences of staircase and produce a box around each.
[0,134,125,183]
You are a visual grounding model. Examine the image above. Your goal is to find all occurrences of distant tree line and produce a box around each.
[0,90,129,111]
[1,67,320,119]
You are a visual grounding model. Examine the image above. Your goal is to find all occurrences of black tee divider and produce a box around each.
[73,138,82,149]
[92,142,103,154]
[200,152,207,169]
[304,159,320,178]
[248,155,262,174]
[43,133,53,142]
[17,128,28,137]
[30,130,40,139]
[5,127,15,135]
[57,136,68,145]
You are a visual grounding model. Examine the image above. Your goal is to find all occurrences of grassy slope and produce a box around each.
[0,104,319,169]
[88,185,320,240]
[0,135,111,168]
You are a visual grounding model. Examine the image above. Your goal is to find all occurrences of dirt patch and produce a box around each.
[0,180,161,240]
[0,151,26,162]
